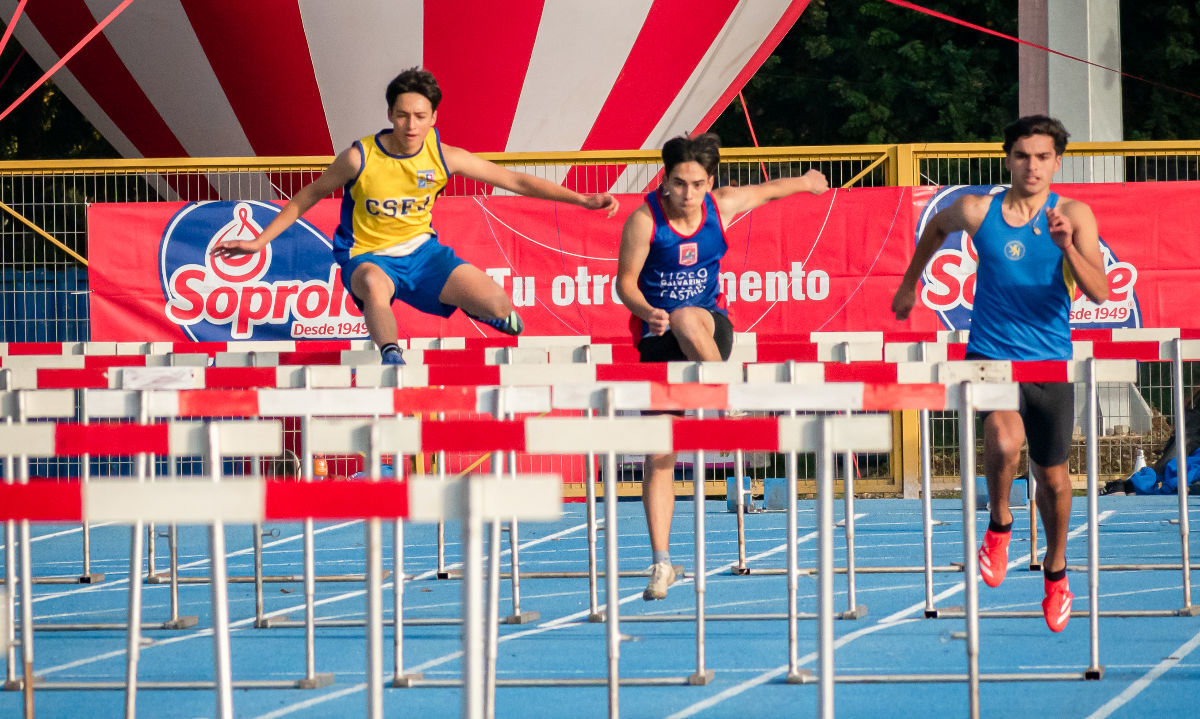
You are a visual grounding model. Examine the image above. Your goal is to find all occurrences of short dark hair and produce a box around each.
[662,133,721,178]
[386,67,442,111]
[1002,115,1069,156]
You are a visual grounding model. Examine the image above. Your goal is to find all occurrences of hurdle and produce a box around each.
[0,467,562,719]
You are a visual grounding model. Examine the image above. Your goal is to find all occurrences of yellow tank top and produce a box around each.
[336,128,449,257]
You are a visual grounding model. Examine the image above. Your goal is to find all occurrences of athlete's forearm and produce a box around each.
[1062,245,1110,303]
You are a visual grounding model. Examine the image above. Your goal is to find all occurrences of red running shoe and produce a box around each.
[977,529,1011,588]
[1042,576,1074,632]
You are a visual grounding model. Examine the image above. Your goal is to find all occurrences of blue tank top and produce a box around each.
[636,190,728,338]
[965,190,1077,360]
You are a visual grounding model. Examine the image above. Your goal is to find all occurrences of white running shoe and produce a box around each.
[642,562,676,601]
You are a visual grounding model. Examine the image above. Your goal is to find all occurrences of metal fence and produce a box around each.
[3,140,1199,490]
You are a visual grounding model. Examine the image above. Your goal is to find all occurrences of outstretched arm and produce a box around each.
[210,148,360,257]
[891,194,986,321]
[615,206,669,336]
[1049,200,1109,304]
[711,168,829,220]
[441,144,619,218]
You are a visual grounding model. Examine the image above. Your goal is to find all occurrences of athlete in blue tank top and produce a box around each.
[616,133,829,601]
[891,116,1110,633]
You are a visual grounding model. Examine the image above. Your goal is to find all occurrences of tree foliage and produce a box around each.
[713,0,1200,147]
[0,40,115,159]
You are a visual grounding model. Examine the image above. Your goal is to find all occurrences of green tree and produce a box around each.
[1120,2,1200,140]
[712,0,1020,147]
[0,40,116,159]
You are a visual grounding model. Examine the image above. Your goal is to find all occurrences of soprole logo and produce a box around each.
[914,185,1141,331]
[160,201,367,341]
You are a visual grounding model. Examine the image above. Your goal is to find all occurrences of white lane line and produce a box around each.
[40,520,590,678]
[32,521,361,606]
[1084,628,1200,719]
[245,682,370,719]
[667,511,1113,718]
[0,522,116,552]
[253,530,823,718]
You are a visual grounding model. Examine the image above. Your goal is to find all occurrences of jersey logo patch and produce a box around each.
[1004,240,1026,260]
[679,242,698,267]
[417,169,436,188]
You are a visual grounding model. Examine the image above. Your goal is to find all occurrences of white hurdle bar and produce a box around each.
[0,470,562,719]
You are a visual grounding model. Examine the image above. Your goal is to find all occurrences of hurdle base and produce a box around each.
[162,616,199,630]
[1085,666,1105,680]
[503,610,540,625]
[731,566,751,576]
[255,615,291,628]
[923,608,941,618]
[436,570,452,580]
[687,670,715,686]
[839,604,868,620]
[785,670,814,685]
[1179,606,1200,617]
[297,673,335,689]
[587,612,606,623]
[78,573,105,584]
[391,673,425,687]
[1028,561,1043,571]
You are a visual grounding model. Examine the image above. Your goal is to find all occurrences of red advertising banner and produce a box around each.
[87,182,1200,342]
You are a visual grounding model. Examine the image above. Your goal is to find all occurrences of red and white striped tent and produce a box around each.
[3,0,807,160]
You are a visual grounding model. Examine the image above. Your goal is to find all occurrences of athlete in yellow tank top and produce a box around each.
[211,67,619,365]
[339,127,448,258]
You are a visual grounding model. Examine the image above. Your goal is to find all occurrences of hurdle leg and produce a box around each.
[3,436,17,689]
[366,516,384,717]
[734,448,749,575]
[502,444,537,624]
[76,390,103,584]
[958,382,981,719]
[484,455,503,718]
[689,443,713,685]
[297,410,332,688]
[840,444,865,619]
[1027,461,1041,571]
[207,519,235,717]
[784,441,805,683]
[919,406,939,617]
[123,522,145,717]
[461,477,486,719]
[816,419,836,719]
[1172,339,1197,614]
[393,453,423,687]
[163,454,195,629]
[585,440,602,621]
[436,446,449,580]
[604,446,621,716]
[1084,359,1104,679]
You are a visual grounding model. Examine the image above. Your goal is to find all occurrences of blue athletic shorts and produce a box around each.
[336,236,467,318]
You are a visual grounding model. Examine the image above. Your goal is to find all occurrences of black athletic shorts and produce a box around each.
[967,353,1074,467]
[637,310,733,363]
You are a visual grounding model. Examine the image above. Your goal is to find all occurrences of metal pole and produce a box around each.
[301,368,317,684]
[734,448,747,573]
[206,423,235,719]
[121,392,151,718]
[585,407,601,620]
[604,389,621,718]
[484,454,503,719]
[817,417,835,719]
[3,412,18,689]
[784,361,802,681]
[461,477,485,719]
[365,424,384,719]
[1085,359,1103,678]
[959,382,980,719]
[842,440,859,618]
[917,343,938,617]
[78,388,96,583]
[690,400,711,684]
[1173,339,1194,610]
[15,393,36,719]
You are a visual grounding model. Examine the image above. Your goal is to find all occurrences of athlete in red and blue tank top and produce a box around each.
[634,189,728,340]
[617,133,830,602]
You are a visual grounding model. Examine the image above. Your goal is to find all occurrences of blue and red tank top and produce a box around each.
[634,190,728,339]
[965,189,1077,361]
